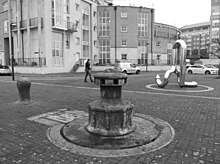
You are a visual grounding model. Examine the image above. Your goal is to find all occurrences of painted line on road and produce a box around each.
[1,80,220,101]
[30,82,220,101]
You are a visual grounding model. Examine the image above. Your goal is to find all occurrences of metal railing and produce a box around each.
[78,58,175,66]
[11,57,46,67]
[11,17,43,30]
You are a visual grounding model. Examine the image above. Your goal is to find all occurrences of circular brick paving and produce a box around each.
[46,113,175,157]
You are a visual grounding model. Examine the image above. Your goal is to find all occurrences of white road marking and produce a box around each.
[1,80,220,100]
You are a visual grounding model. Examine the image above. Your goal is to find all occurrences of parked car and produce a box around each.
[114,61,140,74]
[187,64,218,75]
[0,65,12,76]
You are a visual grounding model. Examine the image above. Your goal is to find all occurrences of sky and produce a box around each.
[113,0,211,28]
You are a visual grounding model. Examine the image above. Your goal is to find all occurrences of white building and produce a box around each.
[9,0,98,74]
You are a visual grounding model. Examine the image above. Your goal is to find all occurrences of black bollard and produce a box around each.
[17,77,31,102]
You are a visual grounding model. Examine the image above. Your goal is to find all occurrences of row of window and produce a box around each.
[98,11,148,37]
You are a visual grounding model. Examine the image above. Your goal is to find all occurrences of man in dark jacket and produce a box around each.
[84,59,93,82]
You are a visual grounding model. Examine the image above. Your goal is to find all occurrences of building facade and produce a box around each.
[97,5,154,65]
[97,5,180,66]
[210,0,220,52]
[153,22,180,65]
[0,1,181,74]
[3,0,98,74]
[180,22,210,59]
[0,0,9,65]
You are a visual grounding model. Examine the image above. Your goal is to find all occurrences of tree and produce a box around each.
[212,38,220,77]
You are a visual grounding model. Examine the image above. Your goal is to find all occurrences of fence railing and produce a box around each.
[78,58,178,66]
[11,57,46,67]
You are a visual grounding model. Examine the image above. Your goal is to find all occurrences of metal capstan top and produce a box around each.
[94,69,128,80]
[93,69,128,86]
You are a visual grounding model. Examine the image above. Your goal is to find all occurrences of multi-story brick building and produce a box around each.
[210,0,220,52]
[97,5,154,66]
[97,5,180,66]
[1,0,98,74]
[180,22,210,59]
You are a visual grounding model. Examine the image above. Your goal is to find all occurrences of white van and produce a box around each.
[114,62,141,74]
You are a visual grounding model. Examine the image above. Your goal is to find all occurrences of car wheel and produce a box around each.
[123,70,127,74]
[188,70,193,74]
[136,70,140,74]
[205,71,211,75]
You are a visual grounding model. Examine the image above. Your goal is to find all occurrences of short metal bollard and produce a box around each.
[17,77,31,102]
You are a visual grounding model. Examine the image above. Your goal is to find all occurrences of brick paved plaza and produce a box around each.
[0,72,220,164]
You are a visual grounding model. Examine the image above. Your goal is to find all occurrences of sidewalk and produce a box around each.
[0,73,220,164]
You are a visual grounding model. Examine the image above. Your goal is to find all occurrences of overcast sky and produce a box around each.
[113,0,211,28]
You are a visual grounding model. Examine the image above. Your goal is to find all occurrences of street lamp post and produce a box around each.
[146,42,149,72]
[10,23,16,81]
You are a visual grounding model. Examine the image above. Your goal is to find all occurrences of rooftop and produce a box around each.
[180,21,210,30]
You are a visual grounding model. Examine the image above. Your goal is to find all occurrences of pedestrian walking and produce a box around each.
[84,59,93,82]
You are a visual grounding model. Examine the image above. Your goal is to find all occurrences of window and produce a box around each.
[157,55,161,60]
[99,40,110,65]
[121,54,127,59]
[3,1,8,12]
[76,37,80,45]
[52,32,64,66]
[138,12,148,37]
[66,34,70,48]
[94,11,97,18]
[3,20,9,33]
[121,40,127,46]
[52,0,67,28]
[98,11,110,37]
[121,11,127,18]
[121,25,127,32]
[156,41,160,46]
[94,26,97,32]
[66,0,70,14]
[76,3,79,11]
[94,40,97,47]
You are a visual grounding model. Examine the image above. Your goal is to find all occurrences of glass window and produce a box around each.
[83,45,89,58]
[52,0,67,28]
[94,11,97,18]
[121,25,127,32]
[66,34,70,48]
[99,40,110,65]
[3,20,9,33]
[121,40,127,46]
[121,11,127,18]
[121,54,127,59]
[76,37,80,45]
[138,12,148,37]
[66,0,70,14]
[52,32,64,66]
[94,40,97,46]
[98,11,110,37]
[75,3,79,11]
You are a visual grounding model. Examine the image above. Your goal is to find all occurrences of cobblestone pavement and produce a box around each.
[0,72,220,164]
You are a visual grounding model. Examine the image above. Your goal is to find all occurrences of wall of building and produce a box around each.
[8,0,98,74]
[0,0,9,65]
[180,22,210,59]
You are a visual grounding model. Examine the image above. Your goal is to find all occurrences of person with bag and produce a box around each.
[84,59,93,82]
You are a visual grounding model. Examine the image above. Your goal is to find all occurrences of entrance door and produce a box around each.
[4,38,10,65]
